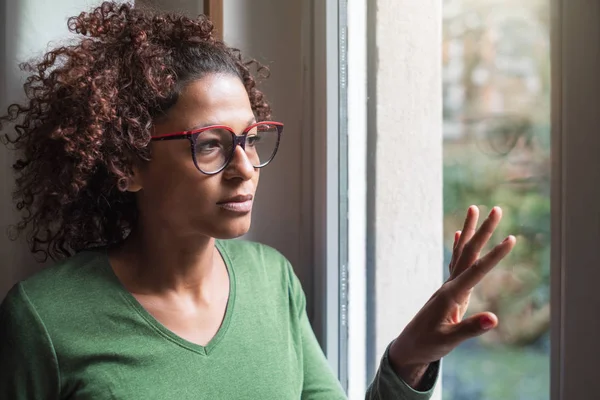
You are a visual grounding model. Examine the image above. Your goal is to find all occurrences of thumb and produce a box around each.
[447,312,498,344]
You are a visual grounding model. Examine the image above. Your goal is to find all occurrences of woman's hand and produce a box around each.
[388,205,516,389]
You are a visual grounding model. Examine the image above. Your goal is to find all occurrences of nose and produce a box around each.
[223,145,255,180]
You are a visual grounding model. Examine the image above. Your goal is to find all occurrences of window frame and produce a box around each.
[550,0,600,398]
[309,0,343,382]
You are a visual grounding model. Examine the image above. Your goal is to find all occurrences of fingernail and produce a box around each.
[502,235,513,243]
[480,316,495,330]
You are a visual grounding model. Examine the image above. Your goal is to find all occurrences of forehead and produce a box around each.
[170,73,255,128]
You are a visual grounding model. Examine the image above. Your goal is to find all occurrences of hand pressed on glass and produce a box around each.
[388,205,516,389]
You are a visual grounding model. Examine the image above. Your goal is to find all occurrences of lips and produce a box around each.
[218,194,253,204]
[217,194,254,213]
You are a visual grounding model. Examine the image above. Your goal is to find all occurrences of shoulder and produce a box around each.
[216,239,298,289]
[18,250,107,298]
[2,250,111,322]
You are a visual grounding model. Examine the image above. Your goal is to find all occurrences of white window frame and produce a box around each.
[309,0,342,380]
[306,1,366,395]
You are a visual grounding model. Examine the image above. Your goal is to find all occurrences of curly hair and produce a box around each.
[0,1,271,261]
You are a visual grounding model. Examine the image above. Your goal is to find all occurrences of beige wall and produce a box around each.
[0,0,101,298]
[136,0,203,15]
[370,0,443,398]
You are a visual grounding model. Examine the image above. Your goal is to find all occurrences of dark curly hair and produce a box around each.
[0,1,271,261]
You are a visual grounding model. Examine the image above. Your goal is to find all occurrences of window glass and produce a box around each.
[442,1,551,399]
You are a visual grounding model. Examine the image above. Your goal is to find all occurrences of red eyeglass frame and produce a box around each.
[150,121,284,175]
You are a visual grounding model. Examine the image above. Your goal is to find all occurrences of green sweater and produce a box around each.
[0,239,438,399]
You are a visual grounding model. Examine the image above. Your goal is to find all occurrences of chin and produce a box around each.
[210,215,252,239]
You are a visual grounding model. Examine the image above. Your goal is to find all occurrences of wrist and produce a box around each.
[389,339,430,390]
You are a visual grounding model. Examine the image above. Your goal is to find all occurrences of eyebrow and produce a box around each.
[187,117,257,132]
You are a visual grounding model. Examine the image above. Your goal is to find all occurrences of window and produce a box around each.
[318,0,600,399]
[442,1,551,399]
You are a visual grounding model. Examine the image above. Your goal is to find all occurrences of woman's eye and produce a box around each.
[247,134,262,146]
[197,140,222,153]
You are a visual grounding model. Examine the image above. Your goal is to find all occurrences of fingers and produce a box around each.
[453,230,462,250]
[449,206,479,277]
[448,230,462,274]
[445,312,498,344]
[454,235,516,291]
[455,206,479,254]
[453,206,503,277]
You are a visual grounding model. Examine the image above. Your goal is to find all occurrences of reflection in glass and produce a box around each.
[442,1,550,399]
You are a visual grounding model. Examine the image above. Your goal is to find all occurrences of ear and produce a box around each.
[117,162,144,193]
[126,164,144,193]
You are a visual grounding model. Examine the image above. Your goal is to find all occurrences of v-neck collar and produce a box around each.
[98,240,236,356]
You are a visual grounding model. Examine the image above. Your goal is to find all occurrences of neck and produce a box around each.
[110,220,223,296]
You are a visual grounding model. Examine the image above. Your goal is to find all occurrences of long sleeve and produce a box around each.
[287,263,439,400]
[288,268,347,399]
[365,346,439,399]
[298,308,347,399]
[0,283,61,399]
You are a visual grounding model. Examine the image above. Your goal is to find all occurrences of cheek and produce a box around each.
[149,143,196,177]
[141,148,216,208]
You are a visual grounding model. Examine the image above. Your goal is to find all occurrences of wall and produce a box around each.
[0,0,101,298]
[369,0,443,398]
[136,0,203,15]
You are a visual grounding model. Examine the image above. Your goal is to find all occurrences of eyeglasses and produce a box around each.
[151,121,284,175]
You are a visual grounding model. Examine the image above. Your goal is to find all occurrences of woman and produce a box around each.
[0,3,515,399]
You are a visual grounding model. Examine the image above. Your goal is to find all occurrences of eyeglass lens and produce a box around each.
[193,123,280,173]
